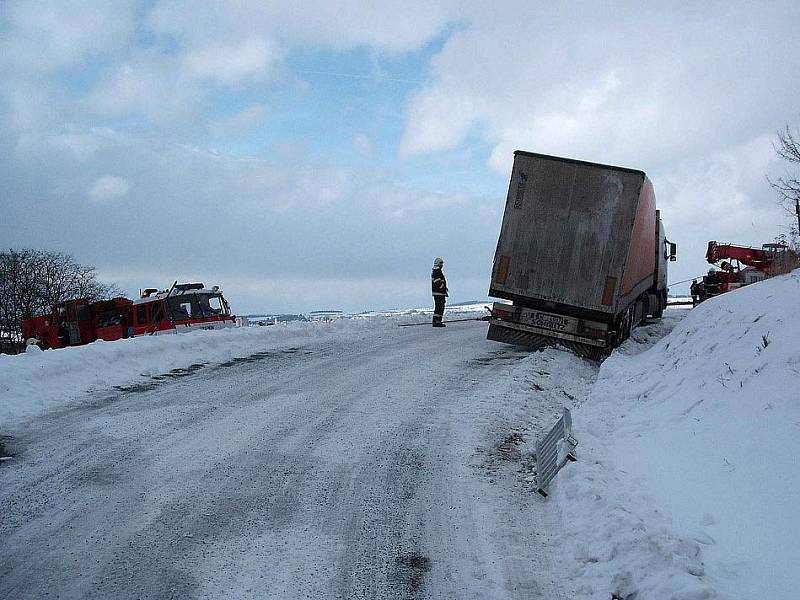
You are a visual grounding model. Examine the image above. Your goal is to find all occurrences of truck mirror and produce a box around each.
[669,242,677,261]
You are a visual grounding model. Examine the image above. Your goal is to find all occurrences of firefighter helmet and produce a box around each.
[433,257,444,268]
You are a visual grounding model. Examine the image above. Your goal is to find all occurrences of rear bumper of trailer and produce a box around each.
[487,318,606,347]
[487,302,610,358]
[487,320,609,360]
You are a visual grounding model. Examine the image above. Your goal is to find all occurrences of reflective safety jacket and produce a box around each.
[431,268,448,297]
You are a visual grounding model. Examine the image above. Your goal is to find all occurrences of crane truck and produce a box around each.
[695,241,798,302]
[487,151,676,359]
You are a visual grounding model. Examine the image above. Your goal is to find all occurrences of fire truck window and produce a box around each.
[97,311,120,327]
[209,295,224,314]
[150,302,165,323]
[137,305,149,325]
[77,305,92,321]
[197,294,223,316]
[167,298,192,320]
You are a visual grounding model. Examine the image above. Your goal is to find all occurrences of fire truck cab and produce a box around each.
[131,282,235,336]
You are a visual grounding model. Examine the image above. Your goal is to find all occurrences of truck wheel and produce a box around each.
[650,291,666,319]
[612,308,633,347]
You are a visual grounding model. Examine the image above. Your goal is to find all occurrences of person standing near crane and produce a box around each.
[690,279,701,306]
[431,257,448,327]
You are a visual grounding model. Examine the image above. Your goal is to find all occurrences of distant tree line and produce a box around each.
[0,249,121,354]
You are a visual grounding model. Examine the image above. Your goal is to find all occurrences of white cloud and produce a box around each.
[352,133,374,156]
[1,1,454,135]
[3,82,63,134]
[0,1,136,73]
[183,37,280,85]
[399,89,479,158]
[88,55,204,124]
[208,104,267,138]
[400,3,800,172]
[145,0,451,54]
[89,175,131,203]
[652,135,788,289]
[49,128,104,162]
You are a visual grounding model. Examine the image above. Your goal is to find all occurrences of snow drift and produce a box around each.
[556,271,800,599]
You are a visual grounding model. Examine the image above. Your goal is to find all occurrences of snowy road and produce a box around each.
[0,320,590,599]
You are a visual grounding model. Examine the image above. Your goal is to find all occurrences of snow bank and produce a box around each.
[0,317,407,429]
[555,272,800,599]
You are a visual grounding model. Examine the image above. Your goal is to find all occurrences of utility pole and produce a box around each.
[796,198,800,239]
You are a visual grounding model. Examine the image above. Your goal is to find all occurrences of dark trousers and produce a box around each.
[433,295,446,324]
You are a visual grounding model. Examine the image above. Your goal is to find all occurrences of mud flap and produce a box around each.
[486,323,554,350]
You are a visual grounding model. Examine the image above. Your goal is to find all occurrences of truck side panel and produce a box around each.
[489,153,645,315]
[618,177,657,304]
[655,213,668,292]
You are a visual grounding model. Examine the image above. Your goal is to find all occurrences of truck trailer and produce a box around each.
[487,151,676,359]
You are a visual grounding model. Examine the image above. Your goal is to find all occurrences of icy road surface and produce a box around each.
[0,320,593,599]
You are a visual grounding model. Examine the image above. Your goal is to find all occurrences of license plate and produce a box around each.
[523,311,572,331]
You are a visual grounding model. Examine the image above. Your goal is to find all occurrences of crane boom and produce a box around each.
[705,241,773,269]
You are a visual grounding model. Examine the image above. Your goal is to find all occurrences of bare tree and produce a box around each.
[35,251,121,307]
[0,249,122,354]
[768,124,800,243]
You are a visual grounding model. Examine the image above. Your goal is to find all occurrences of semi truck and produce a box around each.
[487,151,676,359]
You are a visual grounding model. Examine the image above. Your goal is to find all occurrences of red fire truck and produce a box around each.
[22,282,235,349]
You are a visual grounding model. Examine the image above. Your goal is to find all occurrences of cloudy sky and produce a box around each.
[2,1,799,313]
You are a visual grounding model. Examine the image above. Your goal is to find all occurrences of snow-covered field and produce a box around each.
[1,275,798,598]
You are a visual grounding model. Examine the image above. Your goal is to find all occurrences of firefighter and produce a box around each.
[690,279,701,306]
[705,269,721,296]
[57,322,69,347]
[431,257,448,327]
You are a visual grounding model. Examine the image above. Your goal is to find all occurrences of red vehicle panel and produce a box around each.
[620,177,657,296]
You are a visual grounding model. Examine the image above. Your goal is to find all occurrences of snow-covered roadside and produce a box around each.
[467,344,598,599]
[554,272,800,599]
[0,315,431,429]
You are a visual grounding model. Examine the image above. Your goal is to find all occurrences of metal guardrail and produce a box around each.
[535,407,578,497]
